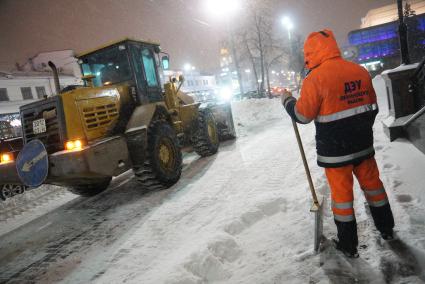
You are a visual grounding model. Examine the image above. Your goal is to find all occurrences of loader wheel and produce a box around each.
[134,121,182,190]
[68,177,112,197]
[192,108,219,157]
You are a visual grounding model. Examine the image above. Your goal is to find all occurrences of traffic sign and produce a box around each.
[16,140,49,187]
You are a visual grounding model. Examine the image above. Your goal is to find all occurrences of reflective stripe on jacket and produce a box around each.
[285,29,378,168]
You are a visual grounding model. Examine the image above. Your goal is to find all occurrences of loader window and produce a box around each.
[141,48,159,87]
[130,44,162,102]
[80,45,132,87]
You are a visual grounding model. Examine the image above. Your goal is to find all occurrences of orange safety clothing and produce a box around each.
[283,29,395,254]
[284,29,378,168]
[325,157,389,222]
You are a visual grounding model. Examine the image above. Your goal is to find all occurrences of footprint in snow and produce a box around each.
[396,194,413,203]
[392,180,403,189]
[223,210,265,236]
[224,199,287,235]
[383,163,399,171]
[313,238,386,283]
[378,239,425,283]
[207,235,242,263]
[257,198,287,216]
[240,209,265,227]
[224,220,245,236]
[182,235,241,282]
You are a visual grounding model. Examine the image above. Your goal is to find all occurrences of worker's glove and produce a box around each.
[281,89,294,107]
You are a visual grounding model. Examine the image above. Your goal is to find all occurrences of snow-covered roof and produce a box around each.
[382,63,419,75]
[0,71,76,80]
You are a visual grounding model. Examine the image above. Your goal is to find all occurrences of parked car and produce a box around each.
[0,121,14,140]
[242,90,267,100]
[270,86,286,97]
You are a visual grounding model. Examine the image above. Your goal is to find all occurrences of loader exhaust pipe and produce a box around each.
[48,61,61,94]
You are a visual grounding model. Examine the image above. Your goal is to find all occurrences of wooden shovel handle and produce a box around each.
[291,119,320,205]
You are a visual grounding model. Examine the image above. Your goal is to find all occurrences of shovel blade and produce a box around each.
[310,196,324,253]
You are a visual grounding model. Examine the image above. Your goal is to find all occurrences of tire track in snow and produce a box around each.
[91,118,323,283]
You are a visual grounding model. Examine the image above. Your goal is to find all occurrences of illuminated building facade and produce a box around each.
[347,13,425,74]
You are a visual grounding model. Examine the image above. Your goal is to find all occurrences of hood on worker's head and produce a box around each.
[304,29,341,70]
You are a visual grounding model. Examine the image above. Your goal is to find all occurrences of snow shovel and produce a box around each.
[291,119,324,253]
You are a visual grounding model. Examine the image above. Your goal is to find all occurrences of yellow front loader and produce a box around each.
[0,39,235,197]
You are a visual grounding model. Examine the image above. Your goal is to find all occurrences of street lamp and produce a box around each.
[206,0,241,17]
[184,63,192,72]
[281,16,294,40]
[281,16,297,87]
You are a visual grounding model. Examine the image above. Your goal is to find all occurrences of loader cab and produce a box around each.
[78,39,164,105]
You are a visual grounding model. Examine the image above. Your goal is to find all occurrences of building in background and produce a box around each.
[217,47,240,92]
[361,0,425,28]
[217,44,262,96]
[163,69,218,102]
[0,50,82,135]
[345,1,425,75]
[0,71,80,115]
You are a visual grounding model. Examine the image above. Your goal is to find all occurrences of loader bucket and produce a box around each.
[207,102,236,141]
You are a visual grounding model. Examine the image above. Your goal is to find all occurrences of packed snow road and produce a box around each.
[1,94,425,283]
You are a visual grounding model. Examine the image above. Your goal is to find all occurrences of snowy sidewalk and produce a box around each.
[62,97,425,283]
[1,96,425,283]
[67,114,326,283]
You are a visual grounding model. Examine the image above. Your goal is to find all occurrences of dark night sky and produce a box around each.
[0,0,395,72]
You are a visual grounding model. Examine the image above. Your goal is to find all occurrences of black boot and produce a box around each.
[369,203,395,240]
[334,219,359,258]
[333,239,359,258]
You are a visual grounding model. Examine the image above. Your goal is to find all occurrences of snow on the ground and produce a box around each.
[76,79,424,283]
[0,185,76,236]
[2,79,425,283]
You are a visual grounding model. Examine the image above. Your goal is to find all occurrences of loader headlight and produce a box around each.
[0,153,13,164]
[65,139,84,151]
[219,87,233,101]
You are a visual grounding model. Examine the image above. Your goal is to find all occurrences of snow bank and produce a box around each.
[231,98,284,136]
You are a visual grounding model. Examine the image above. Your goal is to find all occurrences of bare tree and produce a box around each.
[228,27,245,96]
[288,34,305,90]
[239,31,261,93]
[234,0,289,97]
[265,36,291,97]
[404,2,416,17]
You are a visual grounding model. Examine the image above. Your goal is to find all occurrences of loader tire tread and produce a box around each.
[192,108,220,157]
[134,120,182,191]
[218,128,237,141]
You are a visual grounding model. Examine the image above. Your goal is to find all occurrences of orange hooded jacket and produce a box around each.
[284,29,378,168]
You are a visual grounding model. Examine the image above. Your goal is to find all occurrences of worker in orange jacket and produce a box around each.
[282,29,394,258]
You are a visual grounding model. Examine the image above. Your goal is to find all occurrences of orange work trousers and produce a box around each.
[325,157,389,222]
